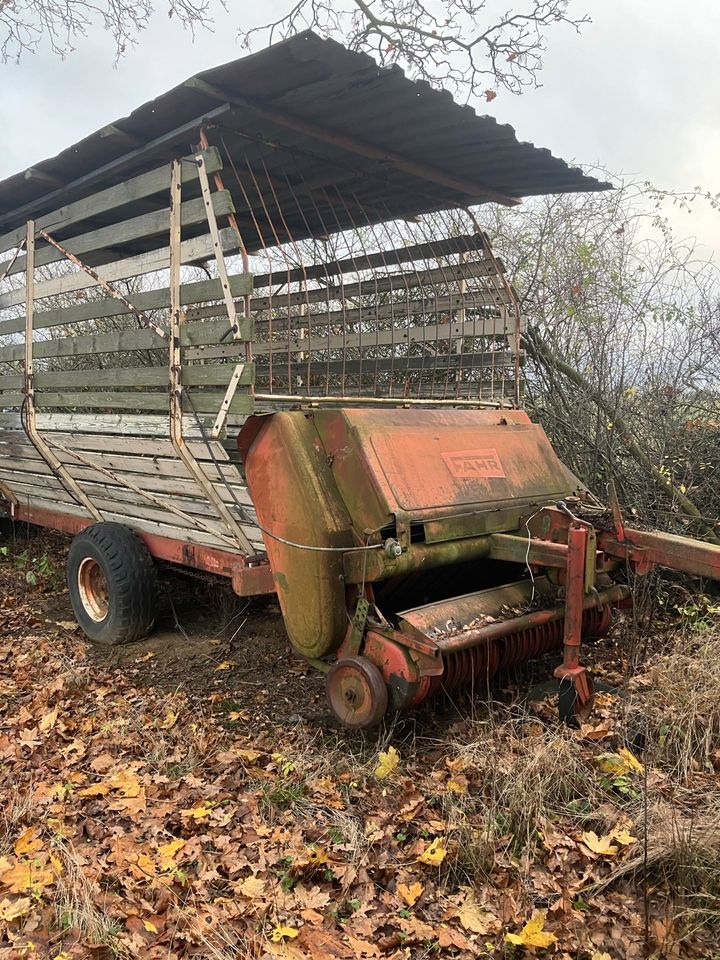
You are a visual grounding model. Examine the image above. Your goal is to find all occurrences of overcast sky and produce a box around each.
[1,0,718,254]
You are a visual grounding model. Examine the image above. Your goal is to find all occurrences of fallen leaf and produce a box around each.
[160,711,177,729]
[597,747,644,776]
[239,875,266,898]
[181,804,213,820]
[457,896,497,935]
[418,837,447,866]
[505,910,558,948]
[374,746,400,779]
[157,839,185,869]
[214,660,234,671]
[0,859,56,894]
[143,919,158,933]
[14,828,43,857]
[397,881,424,906]
[0,896,32,921]
[592,953,612,960]
[582,831,618,856]
[610,827,637,846]
[270,925,299,942]
[39,706,58,732]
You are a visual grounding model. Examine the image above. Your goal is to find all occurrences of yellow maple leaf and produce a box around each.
[374,746,400,779]
[582,831,618,856]
[418,837,447,866]
[0,896,32,921]
[270,925,299,942]
[39,706,59,733]
[160,711,177,730]
[239,875,266,898]
[181,803,213,820]
[596,748,644,777]
[447,777,467,794]
[214,660,234,671]
[457,896,497,935]
[77,782,110,798]
[610,827,637,846]
[14,828,43,857]
[108,769,142,798]
[143,920,158,933]
[156,839,185,870]
[505,910,558,948]
[397,881,424,906]
[0,860,55,894]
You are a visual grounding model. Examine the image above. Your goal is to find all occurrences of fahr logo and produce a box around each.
[442,448,506,479]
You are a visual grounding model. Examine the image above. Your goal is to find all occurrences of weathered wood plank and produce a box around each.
[0,147,224,257]
[23,390,253,414]
[0,412,208,437]
[0,460,251,505]
[0,314,254,363]
[0,225,239,310]
[0,430,231,461]
[0,363,252,392]
[0,190,235,279]
[0,272,253,337]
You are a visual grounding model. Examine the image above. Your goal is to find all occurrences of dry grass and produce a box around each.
[0,786,36,857]
[53,839,129,959]
[445,713,604,869]
[622,630,720,781]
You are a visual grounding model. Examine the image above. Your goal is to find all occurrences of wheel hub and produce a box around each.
[77,557,109,622]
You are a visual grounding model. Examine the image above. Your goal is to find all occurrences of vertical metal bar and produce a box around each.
[166,160,254,555]
[21,221,103,521]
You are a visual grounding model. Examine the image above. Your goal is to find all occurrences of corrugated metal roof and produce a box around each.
[0,31,611,247]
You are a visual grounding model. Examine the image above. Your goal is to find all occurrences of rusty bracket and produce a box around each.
[347,597,370,656]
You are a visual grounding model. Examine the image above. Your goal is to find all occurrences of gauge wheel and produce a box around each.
[326,655,388,729]
[558,673,596,727]
[67,522,158,645]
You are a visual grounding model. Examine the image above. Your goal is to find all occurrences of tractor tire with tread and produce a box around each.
[67,522,158,645]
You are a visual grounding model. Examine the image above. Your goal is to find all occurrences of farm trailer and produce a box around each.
[1,32,719,727]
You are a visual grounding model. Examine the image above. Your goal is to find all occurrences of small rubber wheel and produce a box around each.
[558,673,596,727]
[67,522,158,645]
[326,656,388,729]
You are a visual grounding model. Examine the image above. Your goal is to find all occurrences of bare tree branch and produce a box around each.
[241,0,591,98]
[0,0,589,99]
[0,0,215,63]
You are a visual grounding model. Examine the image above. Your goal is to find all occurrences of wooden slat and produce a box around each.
[0,314,253,363]
[1,430,231,461]
[0,147,224,257]
[23,391,253,414]
[0,272,253,336]
[0,412,213,437]
[0,460,250,506]
[0,190,235,279]
[0,363,252,392]
[249,234,496,290]
[0,226,238,310]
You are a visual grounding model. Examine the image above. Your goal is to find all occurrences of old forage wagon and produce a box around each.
[1,32,719,727]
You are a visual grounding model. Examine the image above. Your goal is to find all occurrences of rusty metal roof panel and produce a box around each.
[0,30,611,237]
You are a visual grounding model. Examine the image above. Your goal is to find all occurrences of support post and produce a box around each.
[166,161,254,555]
[553,523,593,705]
[21,221,102,521]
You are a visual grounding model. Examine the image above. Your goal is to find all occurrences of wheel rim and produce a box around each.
[326,656,388,729]
[77,557,109,622]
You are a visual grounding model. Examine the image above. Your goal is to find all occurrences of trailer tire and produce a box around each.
[67,523,158,645]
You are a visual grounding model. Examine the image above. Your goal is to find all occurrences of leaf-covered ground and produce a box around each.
[1,531,719,959]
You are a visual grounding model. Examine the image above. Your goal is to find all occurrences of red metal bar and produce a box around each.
[6,503,275,591]
[598,527,720,580]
